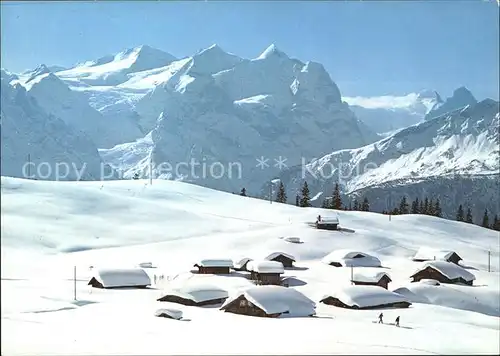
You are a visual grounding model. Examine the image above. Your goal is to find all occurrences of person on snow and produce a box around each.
[378,312,384,324]
[395,316,400,327]
[317,215,322,222]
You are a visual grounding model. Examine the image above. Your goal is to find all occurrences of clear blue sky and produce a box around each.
[1,0,498,100]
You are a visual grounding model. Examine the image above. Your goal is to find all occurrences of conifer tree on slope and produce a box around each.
[295,194,300,207]
[361,197,370,212]
[466,207,474,224]
[492,215,500,231]
[399,196,409,214]
[300,182,311,208]
[419,199,425,214]
[482,209,490,228]
[423,197,429,215]
[275,182,287,203]
[240,188,247,196]
[353,198,359,211]
[332,183,342,210]
[434,198,442,218]
[321,199,329,208]
[411,198,420,214]
[456,204,465,222]
[428,198,435,216]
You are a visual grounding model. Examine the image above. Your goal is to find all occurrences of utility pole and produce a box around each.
[350,265,354,285]
[488,249,491,272]
[73,266,77,301]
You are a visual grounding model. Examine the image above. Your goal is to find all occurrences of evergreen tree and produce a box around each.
[465,207,474,224]
[434,198,442,217]
[411,198,419,214]
[482,209,490,228]
[390,207,400,215]
[492,215,500,231]
[428,198,435,216]
[295,194,300,207]
[353,198,359,211]
[423,197,429,215]
[399,196,409,214]
[456,204,465,222]
[321,199,329,208]
[133,172,140,180]
[275,182,287,203]
[300,182,311,207]
[361,197,370,212]
[332,183,342,210]
[240,188,247,196]
[419,199,424,214]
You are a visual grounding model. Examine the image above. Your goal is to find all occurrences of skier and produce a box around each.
[378,312,384,324]
[395,316,400,327]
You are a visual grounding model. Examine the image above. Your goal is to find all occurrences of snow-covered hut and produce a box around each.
[322,249,381,268]
[410,261,475,286]
[351,270,392,289]
[154,308,183,320]
[412,247,463,265]
[233,257,253,272]
[263,252,296,268]
[316,215,339,231]
[246,260,284,286]
[194,258,234,274]
[157,283,229,306]
[283,237,302,244]
[87,268,151,289]
[220,285,316,318]
[320,285,412,309]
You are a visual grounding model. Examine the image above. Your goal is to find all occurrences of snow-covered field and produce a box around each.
[2,177,499,355]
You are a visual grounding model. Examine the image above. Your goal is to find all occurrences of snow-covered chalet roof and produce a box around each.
[322,249,381,267]
[233,257,253,269]
[317,215,339,224]
[195,258,234,268]
[352,269,391,283]
[412,247,461,262]
[154,308,183,320]
[221,285,315,316]
[264,252,296,262]
[247,260,284,274]
[90,268,151,288]
[413,261,475,282]
[283,237,302,244]
[159,283,229,303]
[322,285,410,309]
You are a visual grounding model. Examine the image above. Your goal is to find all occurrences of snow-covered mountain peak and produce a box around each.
[189,43,244,75]
[254,43,288,61]
[25,64,52,83]
[291,61,342,105]
[425,86,478,121]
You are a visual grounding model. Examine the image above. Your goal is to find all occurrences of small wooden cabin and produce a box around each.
[87,268,151,289]
[316,215,340,231]
[194,258,234,274]
[351,271,392,290]
[264,252,296,268]
[412,247,463,265]
[247,260,284,286]
[154,308,183,320]
[220,285,316,318]
[320,285,412,310]
[320,296,411,310]
[410,261,475,286]
[157,285,229,306]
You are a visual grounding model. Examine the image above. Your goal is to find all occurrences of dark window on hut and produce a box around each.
[352,254,365,259]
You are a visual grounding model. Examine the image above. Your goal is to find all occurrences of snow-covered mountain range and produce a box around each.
[275,98,500,218]
[0,70,114,180]
[2,43,498,214]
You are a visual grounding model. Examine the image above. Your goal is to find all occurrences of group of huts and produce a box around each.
[85,245,476,320]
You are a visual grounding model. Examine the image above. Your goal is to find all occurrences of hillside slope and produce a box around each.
[1,177,499,354]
